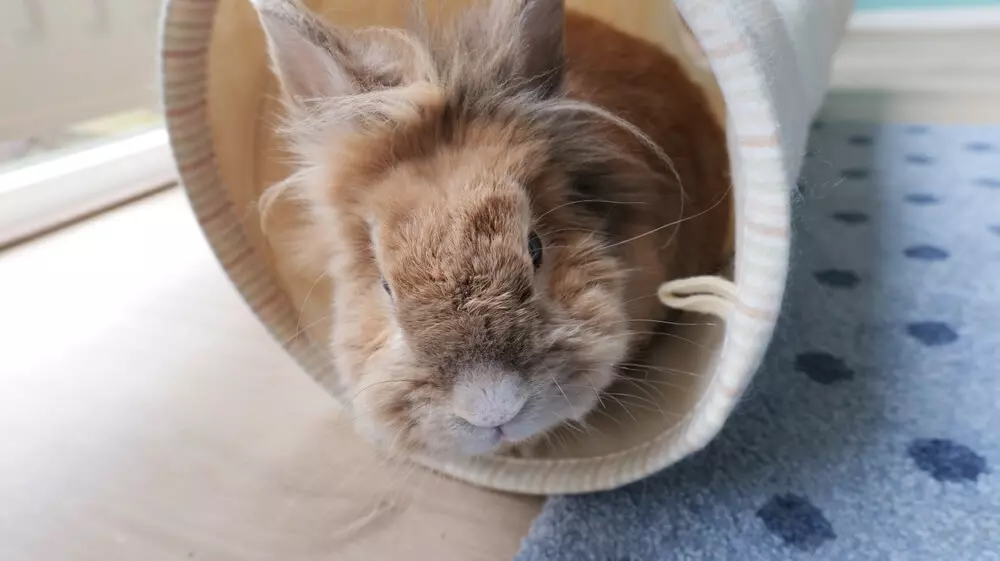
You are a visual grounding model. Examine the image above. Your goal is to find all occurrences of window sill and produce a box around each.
[0,128,177,248]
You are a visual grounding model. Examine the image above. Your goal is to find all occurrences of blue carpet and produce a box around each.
[514,122,1000,561]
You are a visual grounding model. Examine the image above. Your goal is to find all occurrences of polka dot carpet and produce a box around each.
[514,122,999,561]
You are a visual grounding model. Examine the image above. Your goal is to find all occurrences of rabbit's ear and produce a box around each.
[253,0,433,106]
[253,0,358,103]
[517,0,565,97]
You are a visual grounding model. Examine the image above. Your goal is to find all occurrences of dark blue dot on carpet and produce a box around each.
[814,269,860,288]
[811,121,824,131]
[758,494,836,551]
[908,438,988,482]
[905,193,939,205]
[840,168,870,180]
[976,177,1000,188]
[990,224,1000,236]
[965,141,994,152]
[795,352,854,384]
[905,125,930,135]
[906,322,958,346]
[904,245,949,261]
[832,211,869,224]
[906,153,933,164]
[848,134,873,146]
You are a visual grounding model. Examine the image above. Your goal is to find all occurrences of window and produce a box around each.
[0,0,175,246]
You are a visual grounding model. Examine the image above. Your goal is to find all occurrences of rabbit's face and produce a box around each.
[331,127,629,456]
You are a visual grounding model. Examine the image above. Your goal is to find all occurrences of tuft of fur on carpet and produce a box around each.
[515,122,1000,561]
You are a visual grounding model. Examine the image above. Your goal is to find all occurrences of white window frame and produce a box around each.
[0,129,176,247]
[850,6,1000,32]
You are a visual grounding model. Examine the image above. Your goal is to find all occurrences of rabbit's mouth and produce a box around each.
[490,373,605,444]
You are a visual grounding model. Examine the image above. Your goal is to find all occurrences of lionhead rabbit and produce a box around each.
[253,0,729,457]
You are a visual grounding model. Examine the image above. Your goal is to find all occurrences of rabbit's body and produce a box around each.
[254,0,729,457]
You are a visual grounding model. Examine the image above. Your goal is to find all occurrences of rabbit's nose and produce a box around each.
[452,368,527,428]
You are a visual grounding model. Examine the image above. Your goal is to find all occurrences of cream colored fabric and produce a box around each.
[161,0,851,494]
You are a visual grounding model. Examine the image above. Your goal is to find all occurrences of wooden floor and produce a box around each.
[0,190,540,561]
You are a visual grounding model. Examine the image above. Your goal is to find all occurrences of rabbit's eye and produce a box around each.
[528,231,543,269]
[381,277,392,297]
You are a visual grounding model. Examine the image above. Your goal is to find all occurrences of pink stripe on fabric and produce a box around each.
[735,300,779,321]
[168,127,211,147]
[178,153,214,173]
[171,0,217,11]
[167,19,215,31]
[704,39,748,58]
[745,201,789,217]
[179,162,219,188]
[198,201,231,226]
[171,136,214,159]
[740,133,780,147]
[166,99,206,118]
[162,48,207,59]
[220,246,254,270]
[745,217,788,236]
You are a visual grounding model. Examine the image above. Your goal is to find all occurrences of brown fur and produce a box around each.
[255,0,730,457]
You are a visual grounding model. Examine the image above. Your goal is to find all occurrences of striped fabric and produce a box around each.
[161,0,852,494]
[668,0,853,474]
